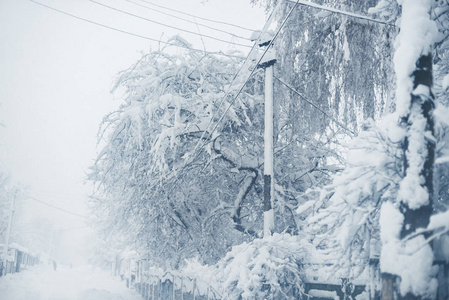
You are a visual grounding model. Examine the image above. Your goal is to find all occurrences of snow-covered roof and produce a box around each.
[0,243,37,256]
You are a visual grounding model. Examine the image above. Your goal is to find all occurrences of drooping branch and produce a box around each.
[212,137,258,236]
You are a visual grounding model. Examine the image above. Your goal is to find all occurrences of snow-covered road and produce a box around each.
[0,264,141,300]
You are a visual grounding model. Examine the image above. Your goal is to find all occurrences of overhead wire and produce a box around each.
[195,0,372,146]
[135,0,257,32]
[28,0,246,60]
[89,0,253,48]
[27,187,88,200]
[185,0,301,170]
[274,76,355,136]
[25,194,90,219]
[178,3,282,172]
[60,225,90,231]
[286,0,395,26]
[146,35,263,191]
[27,0,381,201]
[124,0,252,41]
[147,37,265,193]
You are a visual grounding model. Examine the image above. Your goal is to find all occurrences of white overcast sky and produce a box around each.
[0,0,265,258]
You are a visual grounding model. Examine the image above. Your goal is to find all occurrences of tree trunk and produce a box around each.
[399,54,435,241]
[381,1,436,298]
[382,55,435,300]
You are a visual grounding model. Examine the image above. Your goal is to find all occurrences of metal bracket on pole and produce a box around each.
[253,31,277,69]
[258,48,277,69]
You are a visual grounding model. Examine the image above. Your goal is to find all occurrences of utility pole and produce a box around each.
[2,189,17,276]
[258,35,277,237]
[48,227,54,259]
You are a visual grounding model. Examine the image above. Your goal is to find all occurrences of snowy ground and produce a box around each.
[0,264,141,300]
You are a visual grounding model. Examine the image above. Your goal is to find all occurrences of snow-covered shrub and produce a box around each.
[298,115,404,280]
[181,259,220,297]
[213,233,308,299]
[300,102,449,283]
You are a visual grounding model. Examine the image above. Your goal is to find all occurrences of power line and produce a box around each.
[28,0,246,60]
[27,188,88,200]
[286,0,395,26]
[189,0,301,165]
[150,4,282,191]
[26,194,90,219]
[136,0,257,32]
[182,1,283,167]
[125,0,252,41]
[193,0,367,144]
[60,225,90,231]
[274,76,355,136]
[205,1,302,143]
[160,1,297,194]
[90,0,252,48]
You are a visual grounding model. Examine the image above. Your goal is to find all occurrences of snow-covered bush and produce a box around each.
[213,233,308,299]
[300,102,449,287]
[301,115,403,278]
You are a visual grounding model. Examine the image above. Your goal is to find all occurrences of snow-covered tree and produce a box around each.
[254,0,396,134]
[89,29,347,268]
[296,0,449,297]
[301,115,402,278]
[0,172,14,243]
[300,102,448,293]
[88,1,449,294]
[89,38,267,267]
[379,0,439,298]
[249,0,398,248]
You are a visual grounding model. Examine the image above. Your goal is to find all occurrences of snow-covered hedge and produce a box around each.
[182,233,309,299]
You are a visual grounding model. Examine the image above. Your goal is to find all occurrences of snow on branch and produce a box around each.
[304,115,404,278]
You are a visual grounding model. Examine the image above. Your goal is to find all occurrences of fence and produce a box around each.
[0,243,40,277]
[113,237,449,300]
[134,272,220,300]
[113,257,370,300]
[114,258,220,300]
[114,258,370,299]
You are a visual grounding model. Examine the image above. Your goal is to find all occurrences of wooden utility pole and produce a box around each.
[2,189,17,276]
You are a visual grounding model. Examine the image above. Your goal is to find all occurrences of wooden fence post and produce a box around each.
[152,280,155,300]
[172,275,176,300]
[158,278,162,300]
[180,277,184,300]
